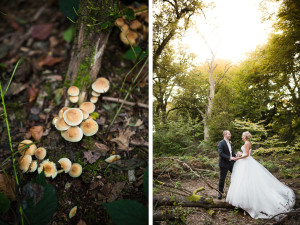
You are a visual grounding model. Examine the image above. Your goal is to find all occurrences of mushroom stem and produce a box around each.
[78,90,87,106]
[57,169,64,174]
[128,169,136,183]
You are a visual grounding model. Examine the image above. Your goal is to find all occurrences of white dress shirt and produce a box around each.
[224,138,232,159]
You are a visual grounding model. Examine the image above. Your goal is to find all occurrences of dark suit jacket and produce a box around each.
[218,139,236,169]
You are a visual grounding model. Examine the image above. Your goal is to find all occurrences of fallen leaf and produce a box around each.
[111,129,136,151]
[27,86,39,103]
[31,24,53,40]
[9,82,28,95]
[77,220,87,225]
[107,182,126,202]
[30,126,44,141]
[81,139,110,155]
[38,55,64,67]
[0,173,16,200]
[83,150,101,164]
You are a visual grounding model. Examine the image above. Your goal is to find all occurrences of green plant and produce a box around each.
[102,167,148,225]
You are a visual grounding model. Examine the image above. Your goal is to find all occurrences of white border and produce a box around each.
[148,0,153,224]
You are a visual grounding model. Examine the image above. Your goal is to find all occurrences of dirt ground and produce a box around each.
[153,155,300,225]
[0,0,148,224]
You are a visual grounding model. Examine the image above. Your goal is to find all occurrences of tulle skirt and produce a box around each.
[226,156,295,219]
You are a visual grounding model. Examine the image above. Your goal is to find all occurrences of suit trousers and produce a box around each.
[219,165,233,193]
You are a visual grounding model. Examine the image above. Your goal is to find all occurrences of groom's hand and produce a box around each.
[230,157,237,161]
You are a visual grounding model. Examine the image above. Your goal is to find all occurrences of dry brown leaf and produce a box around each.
[30,126,44,141]
[77,220,87,225]
[0,173,16,201]
[31,23,53,40]
[83,150,101,164]
[38,55,64,67]
[10,82,28,95]
[27,86,39,103]
[111,129,135,151]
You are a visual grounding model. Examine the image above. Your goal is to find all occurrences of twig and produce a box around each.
[154,179,192,196]
[262,208,300,225]
[102,96,148,109]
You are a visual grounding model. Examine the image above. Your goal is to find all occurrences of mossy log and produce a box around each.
[153,195,234,209]
[64,0,115,105]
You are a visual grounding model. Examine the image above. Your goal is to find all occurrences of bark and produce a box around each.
[64,0,113,106]
[153,196,234,209]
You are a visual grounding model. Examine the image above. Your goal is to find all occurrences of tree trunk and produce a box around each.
[64,0,113,106]
[153,196,233,209]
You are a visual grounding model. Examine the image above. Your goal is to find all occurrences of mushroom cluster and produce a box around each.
[53,77,110,142]
[52,103,99,142]
[18,140,47,173]
[18,140,82,178]
[90,77,110,103]
[115,4,148,46]
[67,86,80,103]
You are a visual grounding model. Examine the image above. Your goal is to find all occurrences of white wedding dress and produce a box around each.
[226,146,295,219]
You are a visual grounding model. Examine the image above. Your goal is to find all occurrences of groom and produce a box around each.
[218,130,236,200]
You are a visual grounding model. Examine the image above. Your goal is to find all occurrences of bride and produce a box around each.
[226,131,295,219]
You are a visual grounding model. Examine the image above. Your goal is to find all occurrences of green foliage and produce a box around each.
[0,192,10,214]
[123,8,135,20]
[63,25,75,43]
[102,200,148,225]
[153,116,202,156]
[22,173,57,225]
[125,47,148,61]
[59,0,79,21]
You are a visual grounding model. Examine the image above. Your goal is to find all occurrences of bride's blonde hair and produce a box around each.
[242,131,252,140]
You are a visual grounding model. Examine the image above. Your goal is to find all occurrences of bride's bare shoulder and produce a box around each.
[245,141,251,148]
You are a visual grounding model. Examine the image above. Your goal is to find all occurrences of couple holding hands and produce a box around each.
[217,130,295,219]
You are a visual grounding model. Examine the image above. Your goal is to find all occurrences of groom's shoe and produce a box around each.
[218,193,222,200]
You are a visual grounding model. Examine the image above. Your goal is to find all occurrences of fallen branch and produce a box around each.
[102,96,148,109]
[154,195,233,209]
[154,157,221,194]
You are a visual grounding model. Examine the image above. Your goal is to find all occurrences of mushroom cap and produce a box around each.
[19,155,32,172]
[115,18,124,27]
[59,107,69,118]
[130,20,142,30]
[90,96,98,103]
[61,126,83,142]
[91,91,100,97]
[38,159,57,178]
[67,86,80,96]
[28,160,38,172]
[120,30,138,46]
[79,102,95,114]
[34,147,47,160]
[69,163,82,178]
[121,24,129,32]
[105,155,121,163]
[55,118,70,131]
[80,119,99,136]
[69,96,79,103]
[91,77,110,94]
[80,109,89,120]
[63,108,84,126]
[52,116,59,126]
[18,140,37,156]
[58,158,72,173]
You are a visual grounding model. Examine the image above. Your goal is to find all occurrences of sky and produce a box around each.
[180,0,279,64]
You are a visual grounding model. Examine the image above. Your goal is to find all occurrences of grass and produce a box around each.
[0,58,24,224]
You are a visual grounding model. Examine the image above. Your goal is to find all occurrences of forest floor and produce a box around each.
[153,151,300,225]
[0,0,148,224]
